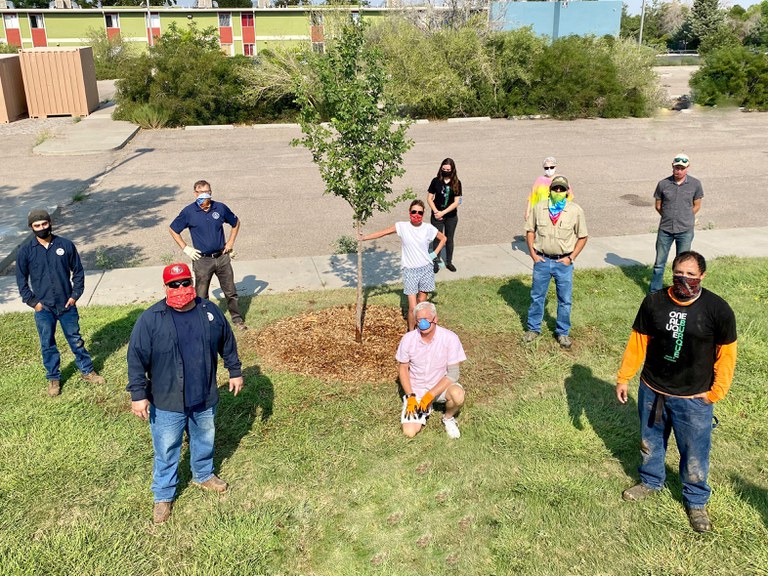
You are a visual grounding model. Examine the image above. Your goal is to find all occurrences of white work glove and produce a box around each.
[183,246,201,261]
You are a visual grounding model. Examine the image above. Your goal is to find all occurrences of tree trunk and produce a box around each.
[355,218,363,344]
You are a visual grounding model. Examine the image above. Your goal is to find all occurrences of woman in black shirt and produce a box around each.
[427,158,462,273]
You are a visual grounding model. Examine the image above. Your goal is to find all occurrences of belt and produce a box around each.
[200,251,223,258]
[536,250,572,260]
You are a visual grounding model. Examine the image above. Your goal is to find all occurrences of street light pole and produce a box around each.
[638,0,646,46]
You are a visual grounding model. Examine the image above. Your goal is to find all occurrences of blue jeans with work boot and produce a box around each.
[150,404,217,503]
[34,305,95,381]
[637,380,714,509]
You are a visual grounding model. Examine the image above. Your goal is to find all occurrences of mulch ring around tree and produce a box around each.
[252,305,406,385]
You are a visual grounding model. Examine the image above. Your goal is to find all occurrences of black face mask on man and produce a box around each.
[34,226,52,239]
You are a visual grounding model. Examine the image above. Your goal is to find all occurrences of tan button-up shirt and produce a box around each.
[525,201,588,255]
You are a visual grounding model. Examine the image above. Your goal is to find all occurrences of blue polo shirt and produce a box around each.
[15,235,84,311]
[169,200,238,254]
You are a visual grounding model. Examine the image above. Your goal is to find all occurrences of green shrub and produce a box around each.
[691,46,768,110]
[85,28,134,80]
[0,43,19,54]
[124,103,170,129]
[485,27,547,116]
[115,22,255,127]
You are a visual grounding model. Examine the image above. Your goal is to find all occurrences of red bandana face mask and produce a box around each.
[672,275,702,300]
[166,285,196,309]
[410,213,423,225]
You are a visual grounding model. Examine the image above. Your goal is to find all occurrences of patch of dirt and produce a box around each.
[252,305,405,385]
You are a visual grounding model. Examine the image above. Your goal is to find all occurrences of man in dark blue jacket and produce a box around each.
[15,209,105,397]
[127,263,243,524]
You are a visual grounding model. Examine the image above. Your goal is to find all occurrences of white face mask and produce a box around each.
[544,168,556,177]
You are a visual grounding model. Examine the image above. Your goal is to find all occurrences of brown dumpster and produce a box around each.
[0,54,27,123]
[19,47,99,119]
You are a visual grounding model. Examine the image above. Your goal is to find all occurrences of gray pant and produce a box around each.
[192,253,243,323]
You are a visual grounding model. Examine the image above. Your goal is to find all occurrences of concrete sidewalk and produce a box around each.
[2,226,766,314]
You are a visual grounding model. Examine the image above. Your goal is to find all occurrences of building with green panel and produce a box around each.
[0,6,396,56]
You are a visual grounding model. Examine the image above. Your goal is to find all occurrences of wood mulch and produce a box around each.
[252,305,406,385]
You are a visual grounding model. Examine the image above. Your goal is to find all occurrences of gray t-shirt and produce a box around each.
[654,175,703,234]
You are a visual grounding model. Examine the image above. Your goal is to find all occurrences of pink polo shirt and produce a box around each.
[395,325,467,398]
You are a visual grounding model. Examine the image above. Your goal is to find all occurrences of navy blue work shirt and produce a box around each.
[126,297,242,413]
[15,235,85,311]
[169,201,238,255]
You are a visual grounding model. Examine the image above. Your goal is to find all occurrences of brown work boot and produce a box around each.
[47,379,61,397]
[81,371,106,385]
[153,501,173,524]
[622,483,660,502]
[193,474,228,493]
[686,507,712,533]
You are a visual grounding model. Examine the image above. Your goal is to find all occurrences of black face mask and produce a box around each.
[34,226,52,239]
[441,170,452,178]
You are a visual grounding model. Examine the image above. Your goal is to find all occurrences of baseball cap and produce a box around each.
[550,175,569,190]
[162,263,192,285]
[543,156,557,167]
[28,209,51,226]
[672,153,690,167]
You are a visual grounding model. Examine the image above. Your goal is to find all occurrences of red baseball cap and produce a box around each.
[162,263,192,285]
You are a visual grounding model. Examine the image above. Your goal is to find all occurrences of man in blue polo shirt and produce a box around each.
[169,180,247,330]
[649,153,703,293]
[15,209,106,397]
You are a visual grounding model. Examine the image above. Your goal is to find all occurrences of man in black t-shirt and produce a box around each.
[616,251,737,533]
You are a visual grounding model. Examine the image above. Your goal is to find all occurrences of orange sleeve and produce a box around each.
[617,330,650,385]
[706,341,737,403]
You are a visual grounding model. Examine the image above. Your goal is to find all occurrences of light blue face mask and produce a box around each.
[196,193,212,206]
[417,318,432,331]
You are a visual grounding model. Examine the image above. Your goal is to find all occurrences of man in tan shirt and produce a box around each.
[523,176,588,349]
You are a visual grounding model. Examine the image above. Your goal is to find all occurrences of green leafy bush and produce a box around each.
[368,18,661,120]
[124,103,170,129]
[528,36,657,119]
[86,28,135,80]
[0,42,19,54]
[691,46,768,110]
[115,22,256,127]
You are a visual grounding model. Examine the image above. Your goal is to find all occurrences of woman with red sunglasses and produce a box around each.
[360,200,446,331]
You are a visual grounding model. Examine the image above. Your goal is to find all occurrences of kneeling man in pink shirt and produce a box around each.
[396,302,466,439]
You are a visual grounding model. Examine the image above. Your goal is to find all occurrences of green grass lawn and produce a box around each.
[1,257,767,576]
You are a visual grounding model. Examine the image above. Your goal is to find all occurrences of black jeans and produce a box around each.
[431,214,458,264]
[192,253,243,323]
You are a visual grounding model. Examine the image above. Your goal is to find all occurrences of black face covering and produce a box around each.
[34,226,52,239]
[441,170,452,177]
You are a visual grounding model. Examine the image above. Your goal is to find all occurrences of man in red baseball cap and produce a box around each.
[127,263,243,524]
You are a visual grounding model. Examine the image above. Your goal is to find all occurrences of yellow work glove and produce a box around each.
[404,395,419,420]
[418,392,435,414]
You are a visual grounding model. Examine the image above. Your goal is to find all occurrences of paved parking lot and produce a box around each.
[3,67,766,270]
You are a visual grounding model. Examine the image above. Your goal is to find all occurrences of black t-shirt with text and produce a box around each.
[633,288,737,396]
[428,177,462,217]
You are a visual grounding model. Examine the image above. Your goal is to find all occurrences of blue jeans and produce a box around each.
[637,381,714,509]
[150,404,217,502]
[33,305,95,381]
[527,258,574,336]
[650,229,694,293]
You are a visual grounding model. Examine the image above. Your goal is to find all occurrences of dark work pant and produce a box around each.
[431,214,458,264]
[192,253,243,323]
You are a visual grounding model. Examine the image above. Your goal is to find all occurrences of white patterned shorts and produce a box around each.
[402,264,435,295]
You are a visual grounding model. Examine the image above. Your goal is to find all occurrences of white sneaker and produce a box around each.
[442,416,460,439]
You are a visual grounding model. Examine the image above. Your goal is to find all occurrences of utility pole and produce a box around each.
[638,0,646,46]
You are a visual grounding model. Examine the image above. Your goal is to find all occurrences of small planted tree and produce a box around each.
[292,16,414,343]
